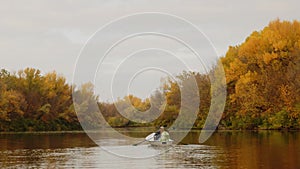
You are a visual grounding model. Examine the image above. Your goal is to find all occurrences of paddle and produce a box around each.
[132,139,149,146]
[132,133,156,146]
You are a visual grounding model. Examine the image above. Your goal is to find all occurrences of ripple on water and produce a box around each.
[0,144,229,169]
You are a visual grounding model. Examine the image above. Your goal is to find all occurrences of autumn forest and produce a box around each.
[0,19,300,132]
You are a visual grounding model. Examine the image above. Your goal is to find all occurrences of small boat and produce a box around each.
[145,133,174,146]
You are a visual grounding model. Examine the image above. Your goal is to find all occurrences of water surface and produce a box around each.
[0,130,299,168]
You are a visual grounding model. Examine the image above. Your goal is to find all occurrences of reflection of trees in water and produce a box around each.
[0,131,299,168]
[0,133,96,168]
[205,131,300,168]
[0,149,66,168]
[156,145,224,168]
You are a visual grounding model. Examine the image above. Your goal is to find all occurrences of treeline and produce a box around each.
[1,19,300,131]
[99,71,211,128]
[101,19,300,130]
[220,19,300,129]
[0,68,82,131]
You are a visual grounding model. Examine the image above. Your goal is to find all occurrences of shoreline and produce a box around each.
[1,127,299,135]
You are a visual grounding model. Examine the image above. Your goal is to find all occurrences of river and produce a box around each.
[0,129,299,168]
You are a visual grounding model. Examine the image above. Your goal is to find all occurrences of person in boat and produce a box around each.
[154,126,170,142]
[154,130,161,141]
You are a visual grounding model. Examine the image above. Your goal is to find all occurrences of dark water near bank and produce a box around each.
[0,129,299,169]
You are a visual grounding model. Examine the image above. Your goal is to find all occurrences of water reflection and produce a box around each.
[0,130,299,168]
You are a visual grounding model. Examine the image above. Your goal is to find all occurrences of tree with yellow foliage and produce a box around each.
[221,19,300,129]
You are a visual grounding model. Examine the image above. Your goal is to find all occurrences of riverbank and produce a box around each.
[1,126,299,135]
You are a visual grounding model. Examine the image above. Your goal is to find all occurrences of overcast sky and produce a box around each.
[0,0,299,101]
